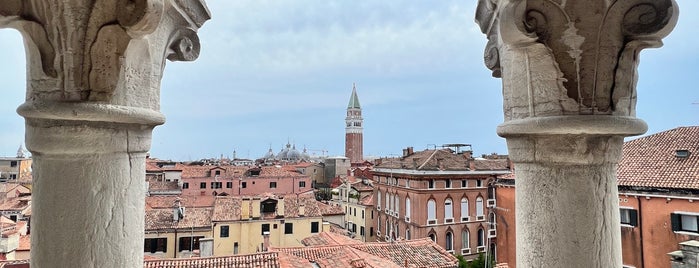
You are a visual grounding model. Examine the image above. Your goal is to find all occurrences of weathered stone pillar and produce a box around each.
[0,1,210,267]
[476,1,678,267]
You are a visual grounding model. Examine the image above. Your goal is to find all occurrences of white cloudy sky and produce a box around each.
[0,1,697,160]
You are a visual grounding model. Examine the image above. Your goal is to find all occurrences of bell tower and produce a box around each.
[345,83,363,163]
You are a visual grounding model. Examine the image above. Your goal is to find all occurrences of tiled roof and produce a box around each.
[0,260,29,268]
[316,201,344,216]
[359,194,374,206]
[312,246,401,268]
[145,196,215,209]
[350,238,458,268]
[211,197,242,222]
[17,235,29,251]
[472,159,509,170]
[377,149,470,171]
[351,180,374,192]
[143,252,311,268]
[0,197,30,212]
[301,232,361,246]
[147,181,180,192]
[278,238,458,268]
[145,207,212,231]
[617,126,699,190]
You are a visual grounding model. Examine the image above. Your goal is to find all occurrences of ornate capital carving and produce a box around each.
[476,0,678,120]
[0,0,210,106]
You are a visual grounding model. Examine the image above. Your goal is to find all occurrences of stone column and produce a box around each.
[0,1,210,267]
[476,1,678,267]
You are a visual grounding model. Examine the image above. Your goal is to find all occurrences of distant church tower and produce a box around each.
[345,83,363,163]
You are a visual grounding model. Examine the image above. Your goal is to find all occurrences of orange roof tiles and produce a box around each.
[145,207,212,231]
[17,235,29,251]
[301,232,362,246]
[316,201,344,216]
[145,196,215,209]
[359,194,374,206]
[143,252,310,268]
[617,126,699,190]
[277,238,457,268]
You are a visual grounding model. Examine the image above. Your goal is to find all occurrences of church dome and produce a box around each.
[287,144,301,160]
[263,148,275,160]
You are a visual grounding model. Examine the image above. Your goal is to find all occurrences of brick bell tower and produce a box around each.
[345,83,363,164]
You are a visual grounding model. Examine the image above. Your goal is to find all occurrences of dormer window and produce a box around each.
[261,199,278,213]
[675,150,690,158]
[215,170,221,176]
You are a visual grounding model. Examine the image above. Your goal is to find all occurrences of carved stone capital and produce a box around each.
[476,0,678,120]
[0,0,211,107]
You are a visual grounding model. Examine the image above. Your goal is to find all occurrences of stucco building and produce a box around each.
[331,175,377,242]
[372,146,511,261]
[178,164,312,197]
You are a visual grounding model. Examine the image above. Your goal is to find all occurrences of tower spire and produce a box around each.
[348,82,361,109]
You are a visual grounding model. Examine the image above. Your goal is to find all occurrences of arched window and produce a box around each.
[478,228,485,247]
[377,191,382,210]
[427,199,436,222]
[395,194,400,216]
[462,230,470,249]
[386,193,391,212]
[444,198,453,221]
[461,198,469,222]
[405,197,411,221]
[385,219,389,236]
[429,233,436,242]
[446,231,453,251]
[476,197,484,217]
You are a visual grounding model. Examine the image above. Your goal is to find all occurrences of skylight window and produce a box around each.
[675,150,690,158]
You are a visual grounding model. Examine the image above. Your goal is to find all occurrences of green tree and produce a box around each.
[456,253,495,268]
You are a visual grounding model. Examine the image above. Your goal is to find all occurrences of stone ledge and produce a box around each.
[497,115,647,137]
[18,101,166,126]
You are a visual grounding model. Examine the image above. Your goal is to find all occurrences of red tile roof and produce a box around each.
[301,231,361,246]
[145,196,215,209]
[316,202,344,216]
[17,235,29,251]
[143,251,310,268]
[617,126,699,190]
[359,194,374,206]
[277,238,458,268]
[145,207,212,231]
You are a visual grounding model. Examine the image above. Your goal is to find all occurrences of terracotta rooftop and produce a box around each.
[17,235,29,251]
[145,195,215,209]
[142,252,311,268]
[301,231,361,246]
[617,126,699,190]
[351,180,374,192]
[145,207,212,231]
[277,238,457,268]
[147,181,180,192]
[211,196,242,222]
[359,194,374,206]
[316,201,344,216]
[376,149,470,171]
[2,236,457,268]
[0,197,30,212]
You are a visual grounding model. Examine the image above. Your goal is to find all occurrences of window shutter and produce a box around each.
[670,213,681,231]
[629,209,638,227]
